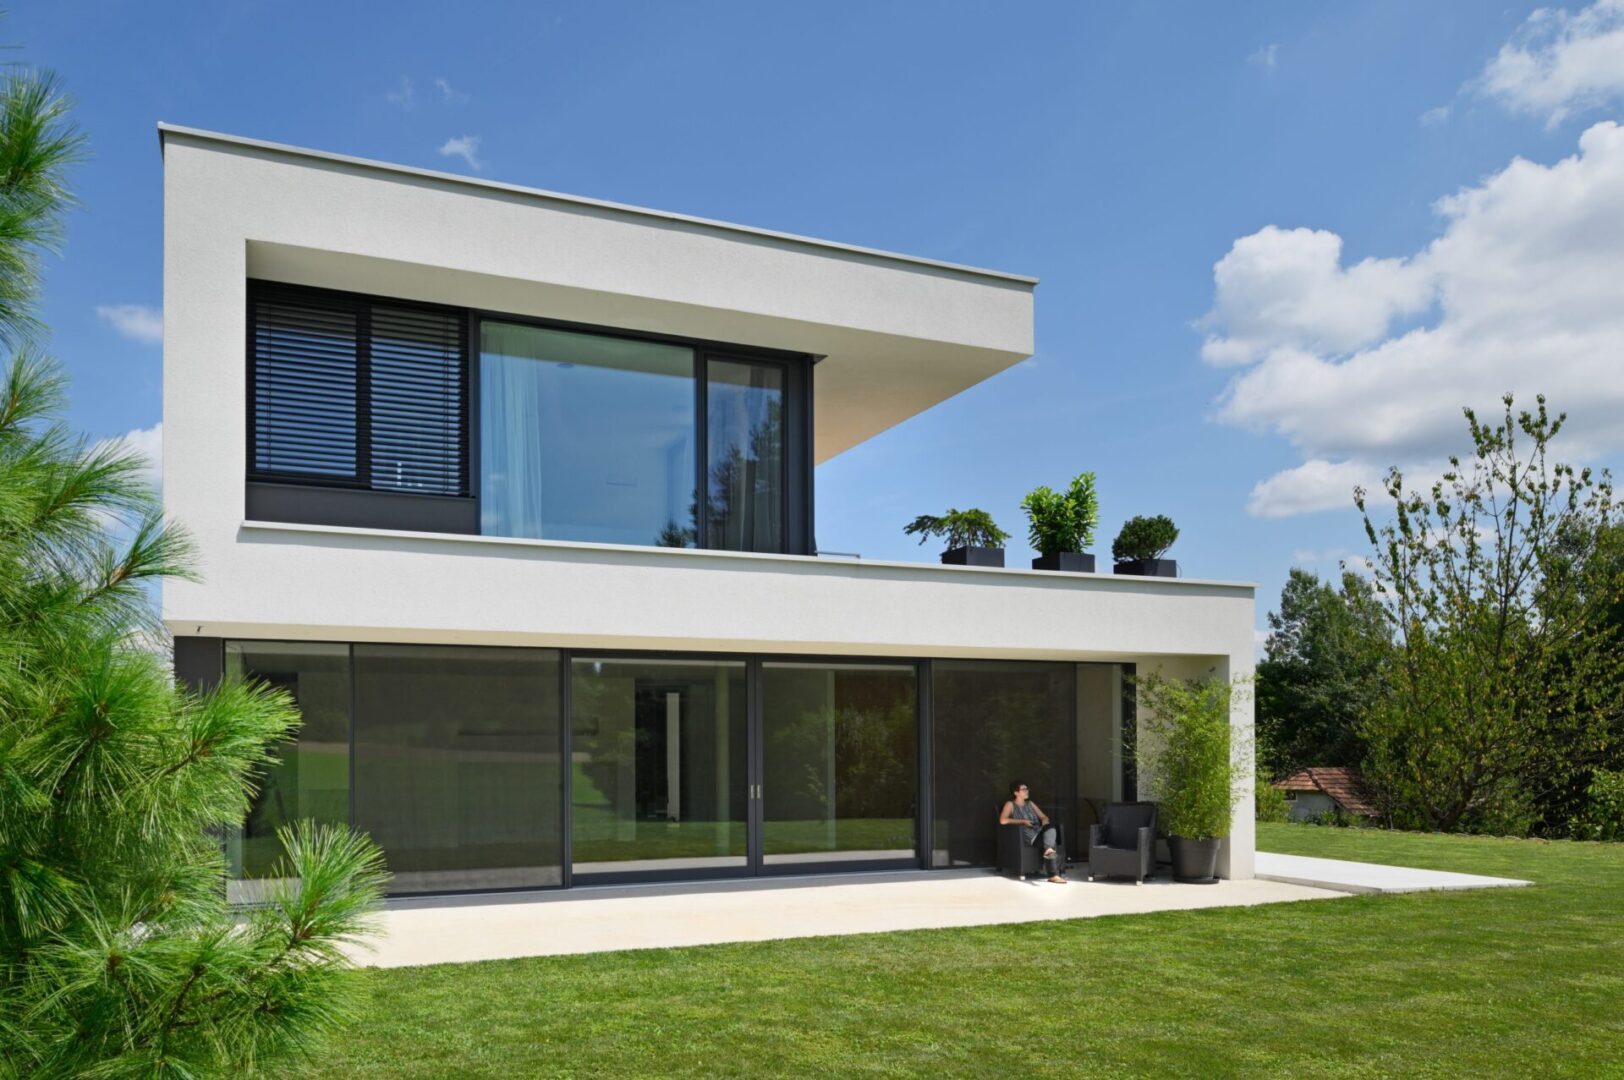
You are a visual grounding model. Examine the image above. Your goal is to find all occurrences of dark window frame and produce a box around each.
[246,281,471,496]
[700,350,794,554]
[246,280,815,554]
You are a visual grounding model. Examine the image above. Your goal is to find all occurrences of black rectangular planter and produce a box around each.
[1032,552,1096,573]
[941,545,1005,568]
[1113,558,1178,578]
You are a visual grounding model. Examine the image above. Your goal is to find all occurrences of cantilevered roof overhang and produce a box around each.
[158,124,1036,462]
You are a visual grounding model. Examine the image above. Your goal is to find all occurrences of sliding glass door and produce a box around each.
[569,657,749,881]
[568,655,921,882]
[353,645,563,893]
[760,662,918,872]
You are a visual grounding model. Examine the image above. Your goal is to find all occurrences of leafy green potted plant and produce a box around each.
[1111,514,1179,577]
[904,508,1010,567]
[1134,673,1246,883]
[1021,471,1099,572]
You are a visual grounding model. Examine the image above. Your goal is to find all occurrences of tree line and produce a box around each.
[1258,398,1624,839]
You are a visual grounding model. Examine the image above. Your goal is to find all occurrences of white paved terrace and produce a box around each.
[350,854,1530,969]
[353,869,1342,969]
[1254,852,1531,895]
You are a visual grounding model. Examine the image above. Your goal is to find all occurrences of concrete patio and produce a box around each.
[348,854,1532,970]
[351,869,1340,969]
[1255,852,1531,895]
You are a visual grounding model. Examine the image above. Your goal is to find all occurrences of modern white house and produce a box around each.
[159,125,1256,898]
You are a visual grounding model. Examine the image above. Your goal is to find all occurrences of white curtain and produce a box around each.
[480,323,552,539]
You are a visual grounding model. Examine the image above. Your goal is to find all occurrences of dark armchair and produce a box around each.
[996,806,1066,880]
[1087,802,1157,884]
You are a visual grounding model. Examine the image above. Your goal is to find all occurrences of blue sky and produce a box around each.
[13,1,1624,643]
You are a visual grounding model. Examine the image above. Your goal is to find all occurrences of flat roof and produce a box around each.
[156,123,1038,289]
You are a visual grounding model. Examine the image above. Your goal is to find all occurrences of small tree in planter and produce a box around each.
[1021,471,1099,572]
[1134,673,1248,882]
[1112,514,1179,577]
[904,508,1011,567]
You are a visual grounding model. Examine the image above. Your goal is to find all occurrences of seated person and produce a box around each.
[999,780,1066,883]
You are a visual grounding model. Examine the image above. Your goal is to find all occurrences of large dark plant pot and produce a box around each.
[1113,558,1178,578]
[941,545,1005,568]
[1032,551,1096,572]
[1169,836,1221,884]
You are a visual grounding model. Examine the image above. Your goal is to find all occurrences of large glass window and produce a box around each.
[353,645,562,893]
[224,642,351,903]
[761,662,917,868]
[931,661,1075,868]
[480,322,697,547]
[570,657,747,878]
[1076,663,1127,837]
[706,359,785,553]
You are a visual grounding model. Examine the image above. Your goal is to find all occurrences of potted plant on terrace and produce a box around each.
[1111,514,1179,577]
[1021,471,1099,572]
[1134,673,1246,883]
[904,508,1010,567]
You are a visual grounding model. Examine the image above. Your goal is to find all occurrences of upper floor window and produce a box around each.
[480,322,697,547]
[246,282,810,554]
[250,286,468,496]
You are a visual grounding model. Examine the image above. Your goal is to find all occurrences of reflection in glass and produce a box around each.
[762,663,917,867]
[570,658,747,877]
[931,661,1075,868]
[706,359,785,552]
[353,645,562,893]
[480,322,696,546]
[224,642,351,902]
[1076,663,1127,838]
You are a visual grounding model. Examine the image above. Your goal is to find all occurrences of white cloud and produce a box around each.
[434,77,469,104]
[1248,43,1279,70]
[1475,0,1624,126]
[96,303,163,345]
[1246,460,1380,518]
[97,421,162,492]
[1200,227,1432,365]
[1205,121,1624,517]
[1419,105,1452,127]
[386,76,415,109]
[438,135,483,171]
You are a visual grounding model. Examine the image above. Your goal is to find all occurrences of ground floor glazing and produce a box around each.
[192,641,1137,898]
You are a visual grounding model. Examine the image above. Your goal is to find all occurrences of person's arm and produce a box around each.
[998,801,1018,825]
[1031,802,1051,826]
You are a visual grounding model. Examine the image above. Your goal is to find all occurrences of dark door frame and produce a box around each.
[562,650,927,887]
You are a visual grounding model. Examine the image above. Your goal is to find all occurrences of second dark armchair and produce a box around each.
[1087,801,1158,884]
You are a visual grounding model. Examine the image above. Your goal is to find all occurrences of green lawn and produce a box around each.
[310,825,1624,1078]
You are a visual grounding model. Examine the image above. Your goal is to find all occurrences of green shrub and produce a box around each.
[1572,769,1624,841]
[1255,772,1290,823]
[903,508,1010,551]
[1021,471,1099,555]
[1135,673,1245,839]
[1112,514,1179,563]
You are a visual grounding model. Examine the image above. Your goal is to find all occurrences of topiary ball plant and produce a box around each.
[1111,514,1179,564]
[1021,471,1099,556]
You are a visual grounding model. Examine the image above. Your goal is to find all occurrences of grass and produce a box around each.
[309,825,1624,1078]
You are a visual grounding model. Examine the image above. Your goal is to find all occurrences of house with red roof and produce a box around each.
[1274,768,1378,822]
